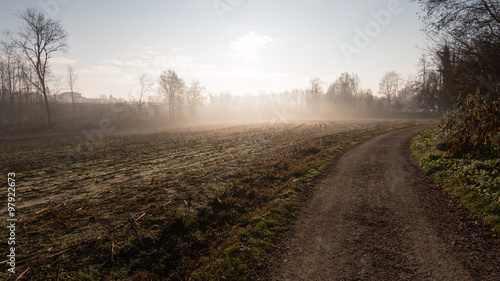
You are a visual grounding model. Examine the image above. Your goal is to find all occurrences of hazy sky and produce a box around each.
[0,0,426,99]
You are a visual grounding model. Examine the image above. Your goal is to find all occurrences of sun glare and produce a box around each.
[230,31,273,65]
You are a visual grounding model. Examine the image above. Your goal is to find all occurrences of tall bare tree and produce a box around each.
[186,80,205,117]
[67,65,78,119]
[136,74,153,120]
[307,77,322,108]
[176,82,186,119]
[378,71,401,111]
[158,70,184,120]
[327,72,360,104]
[8,8,68,126]
[0,41,16,126]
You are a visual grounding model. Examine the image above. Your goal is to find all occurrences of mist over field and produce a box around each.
[0,65,439,134]
[1,0,499,280]
[0,0,437,134]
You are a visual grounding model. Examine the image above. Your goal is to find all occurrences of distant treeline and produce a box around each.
[6,4,493,132]
[0,65,447,132]
[0,63,448,131]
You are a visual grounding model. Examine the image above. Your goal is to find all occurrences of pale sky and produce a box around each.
[0,0,426,99]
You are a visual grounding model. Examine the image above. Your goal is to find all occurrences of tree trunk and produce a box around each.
[42,86,51,126]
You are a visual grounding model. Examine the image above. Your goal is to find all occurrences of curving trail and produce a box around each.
[268,125,500,280]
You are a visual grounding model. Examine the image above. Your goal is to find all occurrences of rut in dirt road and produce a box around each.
[268,126,500,280]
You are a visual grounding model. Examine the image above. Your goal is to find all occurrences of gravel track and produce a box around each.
[268,125,500,280]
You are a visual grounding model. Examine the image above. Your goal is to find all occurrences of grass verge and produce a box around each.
[412,126,500,234]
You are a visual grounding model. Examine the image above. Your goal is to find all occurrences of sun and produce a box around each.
[230,32,274,65]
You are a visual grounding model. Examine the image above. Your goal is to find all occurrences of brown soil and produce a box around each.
[267,126,500,280]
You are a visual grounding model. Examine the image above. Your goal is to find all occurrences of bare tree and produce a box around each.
[0,41,17,126]
[158,70,184,120]
[15,56,28,126]
[176,81,186,119]
[137,74,153,119]
[414,0,500,98]
[378,71,401,111]
[307,77,322,107]
[67,65,78,119]
[48,76,63,99]
[0,49,41,128]
[394,76,417,112]
[186,80,205,117]
[327,72,360,105]
[0,58,5,125]
[8,8,68,126]
[414,0,500,52]
[148,90,162,122]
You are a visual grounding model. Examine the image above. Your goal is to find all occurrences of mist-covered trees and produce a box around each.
[0,41,21,126]
[0,7,70,129]
[395,77,417,112]
[159,70,185,120]
[137,74,153,119]
[327,73,359,105]
[0,35,45,128]
[67,66,78,119]
[378,71,401,111]
[7,8,68,126]
[306,78,323,108]
[0,6,446,130]
[186,80,205,117]
[326,73,374,115]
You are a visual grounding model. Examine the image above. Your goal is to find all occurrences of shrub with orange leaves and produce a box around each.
[442,92,500,157]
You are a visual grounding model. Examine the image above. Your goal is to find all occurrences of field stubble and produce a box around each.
[0,119,420,279]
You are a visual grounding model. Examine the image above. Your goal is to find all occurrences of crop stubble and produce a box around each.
[0,120,414,278]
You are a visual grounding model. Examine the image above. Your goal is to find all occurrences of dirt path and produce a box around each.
[267,126,500,280]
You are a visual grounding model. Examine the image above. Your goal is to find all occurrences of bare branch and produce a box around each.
[9,7,68,126]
